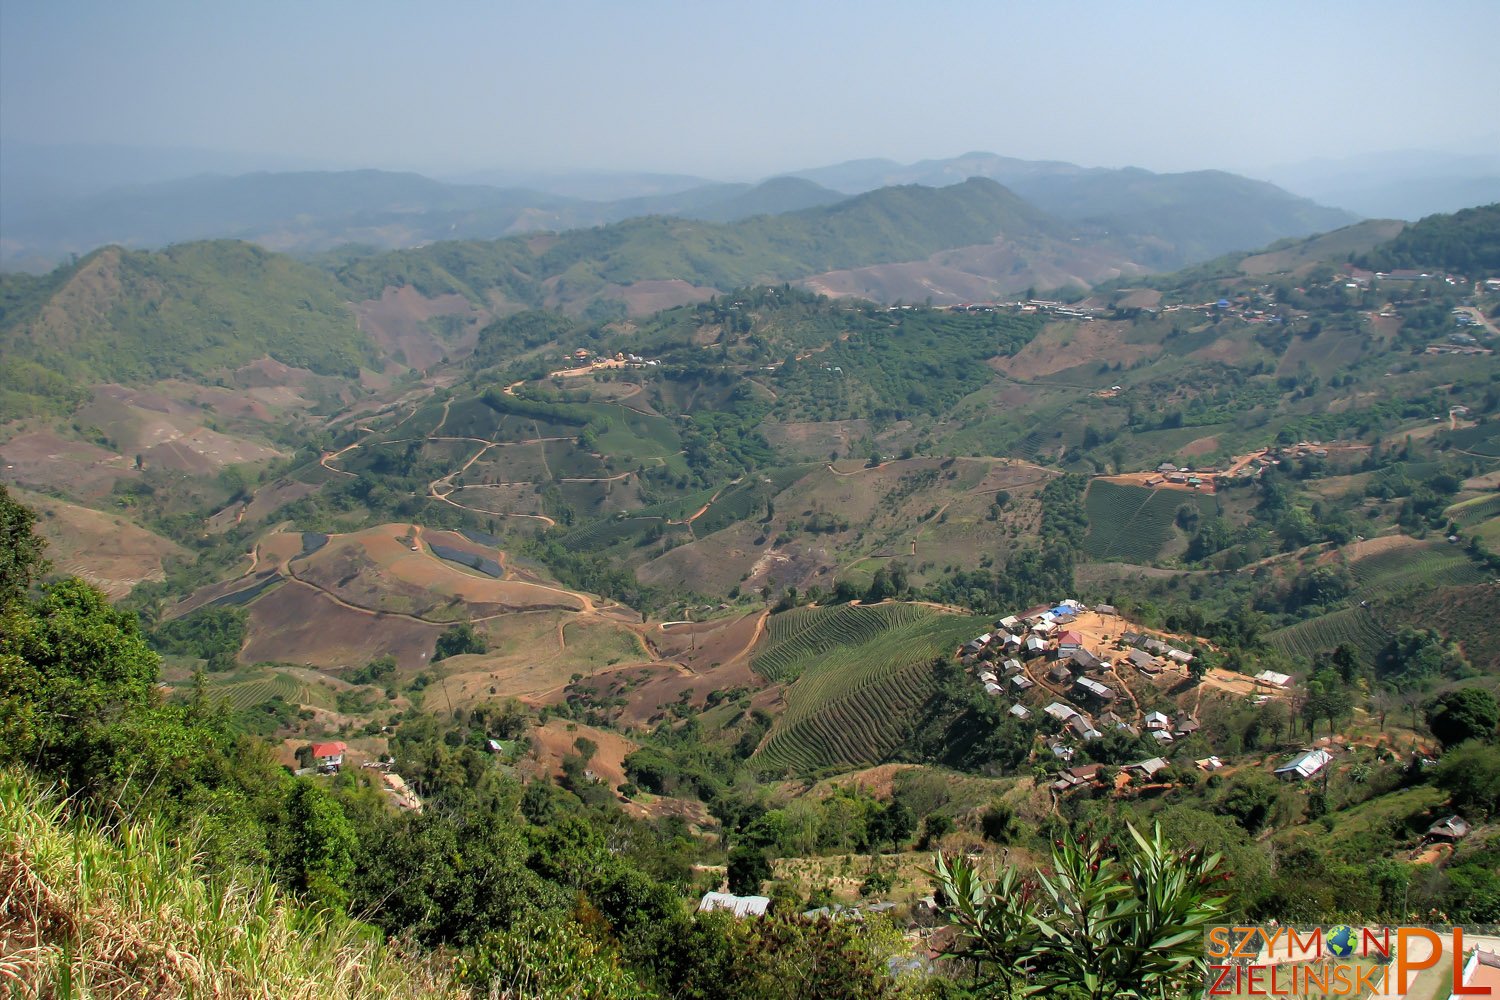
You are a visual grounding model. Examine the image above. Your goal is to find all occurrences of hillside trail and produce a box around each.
[668,477,743,525]
[284,553,595,619]
[826,461,891,477]
[432,397,453,436]
[319,440,362,477]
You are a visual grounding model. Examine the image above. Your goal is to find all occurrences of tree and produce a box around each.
[726,846,771,896]
[1432,743,1500,819]
[282,780,358,910]
[0,484,49,608]
[433,623,487,661]
[1427,689,1500,750]
[0,577,160,780]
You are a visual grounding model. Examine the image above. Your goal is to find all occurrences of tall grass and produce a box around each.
[0,770,457,999]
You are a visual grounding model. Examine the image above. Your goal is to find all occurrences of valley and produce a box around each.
[5,192,1500,997]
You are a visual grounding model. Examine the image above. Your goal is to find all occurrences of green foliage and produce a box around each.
[1432,742,1500,819]
[433,622,487,661]
[1426,689,1500,750]
[149,606,247,670]
[932,823,1229,1000]
[0,483,50,606]
[459,920,646,998]
[1358,203,1500,275]
[0,577,161,780]
[0,241,375,388]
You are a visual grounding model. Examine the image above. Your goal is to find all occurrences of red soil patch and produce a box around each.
[22,490,186,599]
[993,320,1160,381]
[653,611,766,672]
[241,581,445,669]
[531,719,638,791]
[351,286,485,370]
[0,430,136,501]
[595,280,718,317]
[295,524,588,616]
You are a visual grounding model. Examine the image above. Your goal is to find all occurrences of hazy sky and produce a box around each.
[3,0,1497,180]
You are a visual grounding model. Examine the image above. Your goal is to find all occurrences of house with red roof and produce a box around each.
[311,741,347,771]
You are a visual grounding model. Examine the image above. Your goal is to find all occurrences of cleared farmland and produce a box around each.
[1446,493,1500,527]
[1345,542,1489,598]
[752,603,937,683]
[754,611,981,775]
[1083,481,1218,562]
[1266,606,1392,662]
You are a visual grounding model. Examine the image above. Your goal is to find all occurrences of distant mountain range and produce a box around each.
[0,188,1462,427]
[1,150,1359,273]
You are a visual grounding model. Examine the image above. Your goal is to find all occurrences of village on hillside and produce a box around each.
[954,599,1399,804]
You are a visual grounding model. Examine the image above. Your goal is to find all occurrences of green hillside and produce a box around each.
[329,178,1062,312]
[1358,202,1500,274]
[0,241,375,393]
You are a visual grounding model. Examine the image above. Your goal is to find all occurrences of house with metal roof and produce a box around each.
[1008,703,1031,720]
[699,892,770,917]
[1044,702,1079,722]
[1425,815,1470,843]
[1075,677,1115,702]
[1144,711,1171,731]
[1254,669,1293,689]
[1274,748,1332,781]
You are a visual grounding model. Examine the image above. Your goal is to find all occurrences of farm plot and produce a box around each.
[754,612,980,774]
[560,516,676,552]
[1446,492,1500,527]
[1083,481,1217,562]
[1266,606,1391,663]
[752,603,939,683]
[428,543,503,577]
[1345,541,1489,598]
[1443,422,1500,457]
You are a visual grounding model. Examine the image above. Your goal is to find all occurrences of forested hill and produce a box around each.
[327,177,1068,304]
[1357,202,1500,274]
[0,241,373,385]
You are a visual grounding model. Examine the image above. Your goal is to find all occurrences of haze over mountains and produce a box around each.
[1,149,1362,275]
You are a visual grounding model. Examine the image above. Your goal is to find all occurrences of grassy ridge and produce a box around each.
[0,242,375,389]
[0,769,452,999]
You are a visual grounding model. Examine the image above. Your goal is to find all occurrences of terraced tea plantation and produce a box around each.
[1447,493,1500,527]
[1082,481,1218,562]
[751,602,937,683]
[754,610,981,775]
[1345,542,1489,599]
[1266,606,1392,662]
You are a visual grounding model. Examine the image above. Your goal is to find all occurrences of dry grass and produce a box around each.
[0,770,459,999]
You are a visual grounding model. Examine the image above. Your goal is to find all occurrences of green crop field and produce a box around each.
[1082,481,1218,562]
[1443,422,1500,457]
[209,668,334,712]
[754,611,981,775]
[1446,492,1500,527]
[752,603,939,683]
[1345,542,1489,598]
[559,516,670,552]
[1265,606,1392,662]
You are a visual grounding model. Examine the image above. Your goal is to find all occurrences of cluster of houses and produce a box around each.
[959,602,1211,765]
[1146,462,1213,489]
[557,348,662,372]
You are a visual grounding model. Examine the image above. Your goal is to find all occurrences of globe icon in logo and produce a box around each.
[1325,925,1358,959]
